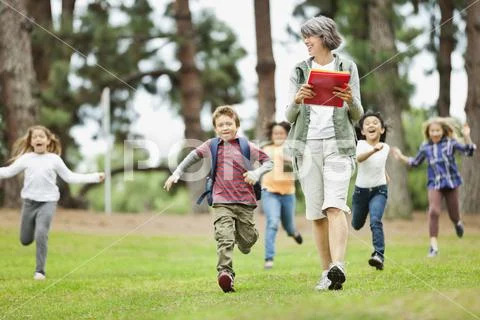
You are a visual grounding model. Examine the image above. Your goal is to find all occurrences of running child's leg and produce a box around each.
[351,187,370,231]
[427,189,442,256]
[213,205,236,276]
[34,202,56,274]
[368,187,388,259]
[234,204,258,254]
[427,189,443,238]
[20,200,37,246]
[280,194,297,237]
[443,187,464,237]
[443,188,460,224]
[263,191,282,261]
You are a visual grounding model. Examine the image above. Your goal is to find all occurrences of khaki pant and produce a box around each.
[213,204,259,277]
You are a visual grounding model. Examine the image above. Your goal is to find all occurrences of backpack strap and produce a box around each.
[209,137,221,179]
[238,137,262,200]
[196,137,221,205]
[238,137,252,169]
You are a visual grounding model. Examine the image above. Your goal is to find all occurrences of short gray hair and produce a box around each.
[301,16,342,51]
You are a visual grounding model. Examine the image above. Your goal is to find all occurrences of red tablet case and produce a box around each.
[303,69,351,107]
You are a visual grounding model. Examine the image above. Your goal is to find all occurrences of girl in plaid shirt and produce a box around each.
[393,118,476,257]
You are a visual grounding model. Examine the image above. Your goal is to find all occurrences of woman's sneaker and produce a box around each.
[368,254,384,270]
[455,221,464,238]
[327,263,346,290]
[427,246,438,258]
[314,270,331,291]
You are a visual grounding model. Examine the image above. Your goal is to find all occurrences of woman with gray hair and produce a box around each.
[285,16,363,290]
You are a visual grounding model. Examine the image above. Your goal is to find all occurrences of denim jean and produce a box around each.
[351,185,388,259]
[262,190,296,261]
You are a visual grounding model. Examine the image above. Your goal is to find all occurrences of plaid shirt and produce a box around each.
[408,137,476,190]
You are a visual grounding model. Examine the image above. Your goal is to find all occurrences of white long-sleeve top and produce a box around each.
[0,152,101,202]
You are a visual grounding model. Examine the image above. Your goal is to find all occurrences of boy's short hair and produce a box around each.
[212,105,241,128]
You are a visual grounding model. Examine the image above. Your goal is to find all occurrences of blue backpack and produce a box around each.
[196,137,262,206]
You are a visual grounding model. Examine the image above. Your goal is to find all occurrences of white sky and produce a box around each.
[65,0,468,162]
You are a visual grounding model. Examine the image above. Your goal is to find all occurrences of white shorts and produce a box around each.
[296,138,355,220]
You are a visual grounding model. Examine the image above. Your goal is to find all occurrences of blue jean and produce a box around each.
[262,190,296,261]
[351,185,388,259]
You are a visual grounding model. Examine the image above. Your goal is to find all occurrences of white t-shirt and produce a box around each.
[355,140,390,188]
[307,59,336,140]
[0,152,101,202]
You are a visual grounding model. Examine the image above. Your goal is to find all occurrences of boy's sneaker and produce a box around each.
[237,244,251,254]
[368,254,384,270]
[314,270,332,291]
[217,271,235,293]
[455,221,464,238]
[264,259,274,269]
[427,246,438,258]
[327,263,346,290]
[293,232,303,245]
[33,272,46,281]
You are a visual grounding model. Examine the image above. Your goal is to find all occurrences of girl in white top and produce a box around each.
[0,125,104,280]
[351,111,389,271]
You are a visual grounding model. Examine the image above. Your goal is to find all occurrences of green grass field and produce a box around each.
[1,217,479,320]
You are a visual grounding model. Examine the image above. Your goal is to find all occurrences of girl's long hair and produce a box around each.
[9,126,62,163]
[422,117,458,142]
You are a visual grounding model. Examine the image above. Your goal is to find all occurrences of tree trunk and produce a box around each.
[27,0,52,90]
[57,0,79,208]
[26,0,82,208]
[174,0,208,213]
[0,0,39,207]
[460,1,480,214]
[368,0,412,218]
[61,0,76,31]
[437,0,454,117]
[254,0,276,141]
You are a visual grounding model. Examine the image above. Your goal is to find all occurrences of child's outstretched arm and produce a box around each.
[392,146,426,167]
[392,147,409,164]
[0,154,28,179]
[243,160,273,185]
[164,173,180,192]
[463,124,472,144]
[357,143,384,163]
[243,143,273,185]
[164,148,203,191]
[54,155,104,184]
[453,124,477,156]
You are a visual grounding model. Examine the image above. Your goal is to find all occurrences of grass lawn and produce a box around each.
[1,219,479,320]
